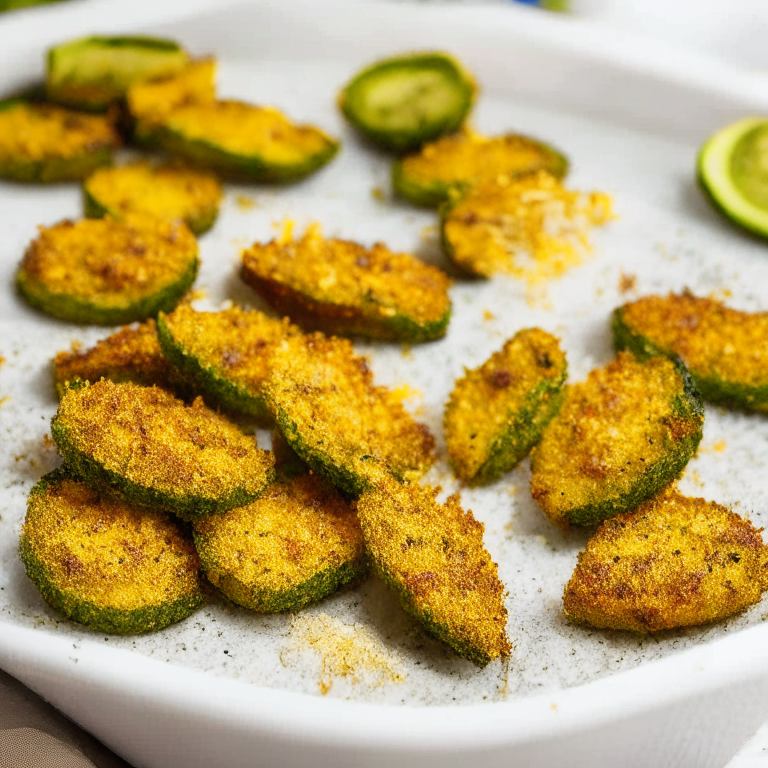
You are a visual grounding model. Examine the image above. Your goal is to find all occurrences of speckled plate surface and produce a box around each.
[2,2,768,767]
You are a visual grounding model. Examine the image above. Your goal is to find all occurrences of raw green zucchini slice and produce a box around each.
[444,328,567,484]
[16,216,198,325]
[194,473,368,613]
[20,469,205,634]
[240,224,452,342]
[530,352,704,528]
[46,35,189,111]
[51,379,275,521]
[339,51,476,152]
[0,99,119,182]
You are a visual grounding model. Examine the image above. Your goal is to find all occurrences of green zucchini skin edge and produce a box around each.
[0,147,113,183]
[20,469,206,634]
[155,312,271,423]
[461,373,567,487]
[16,255,198,326]
[556,357,705,527]
[340,54,476,153]
[196,536,369,614]
[613,306,768,413]
[147,123,340,184]
[50,411,275,521]
[241,272,451,343]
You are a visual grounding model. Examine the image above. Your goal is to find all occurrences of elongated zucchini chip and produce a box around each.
[356,470,510,666]
[46,35,189,111]
[393,130,568,207]
[51,380,275,521]
[530,352,704,528]
[563,488,768,633]
[53,318,180,397]
[241,224,452,342]
[613,291,768,413]
[146,99,339,183]
[156,303,302,422]
[441,173,613,278]
[16,216,198,325]
[263,333,435,496]
[445,328,567,484]
[194,473,367,613]
[339,52,476,152]
[84,161,222,235]
[0,99,119,182]
[20,469,205,634]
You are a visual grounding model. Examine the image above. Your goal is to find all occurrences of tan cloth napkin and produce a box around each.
[0,728,96,768]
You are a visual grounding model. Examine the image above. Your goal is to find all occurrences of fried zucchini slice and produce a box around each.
[84,161,222,235]
[194,473,367,613]
[445,328,567,484]
[46,36,189,111]
[393,130,568,207]
[339,52,476,152]
[356,471,510,666]
[263,333,435,496]
[240,225,452,342]
[563,488,768,633]
[530,352,704,528]
[51,380,275,521]
[156,304,302,422]
[146,99,339,183]
[614,291,768,413]
[53,319,180,397]
[441,173,614,278]
[16,216,198,326]
[20,469,205,634]
[0,99,119,182]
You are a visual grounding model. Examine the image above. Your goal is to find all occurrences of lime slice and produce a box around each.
[698,116,768,238]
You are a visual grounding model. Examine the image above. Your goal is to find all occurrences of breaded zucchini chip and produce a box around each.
[614,291,768,413]
[441,173,614,278]
[445,328,567,484]
[146,99,339,183]
[20,469,205,634]
[194,473,367,613]
[51,380,275,521]
[263,333,435,496]
[240,225,452,342]
[53,319,180,397]
[16,216,198,325]
[0,99,119,182]
[46,35,189,111]
[393,130,568,207]
[339,52,476,152]
[530,352,704,528]
[84,161,222,235]
[563,488,768,633]
[356,472,510,666]
[156,303,302,422]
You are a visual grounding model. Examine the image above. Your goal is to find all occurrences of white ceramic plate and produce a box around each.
[2,2,768,766]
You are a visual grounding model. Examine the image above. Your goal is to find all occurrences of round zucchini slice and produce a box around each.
[46,35,189,111]
[339,51,476,153]
[156,303,302,422]
[194,473,368,613]
[20,469,205,634]
[16,216,198,325]
[51,379,275,521]
[393,130,569,207]
[697,117,768,239]
[148,99,339,183]
[240,225,452,342]
[84,161,222,235]
[444,328,567,485]
[530,352,704,528]
[0,99,119,182]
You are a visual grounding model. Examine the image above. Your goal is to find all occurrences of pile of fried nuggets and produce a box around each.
[7,37,768,670]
